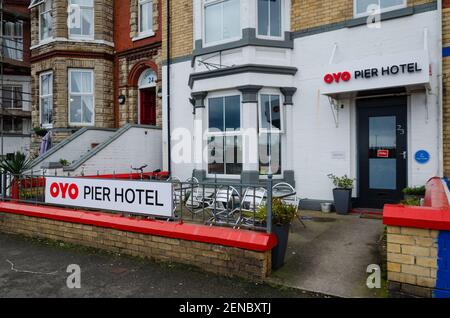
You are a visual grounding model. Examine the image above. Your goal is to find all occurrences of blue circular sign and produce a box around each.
[415,150,430,164]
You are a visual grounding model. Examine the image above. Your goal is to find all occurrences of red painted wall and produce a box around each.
[113,0,162,54]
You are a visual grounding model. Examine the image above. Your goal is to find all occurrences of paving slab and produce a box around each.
[267,211,386,298]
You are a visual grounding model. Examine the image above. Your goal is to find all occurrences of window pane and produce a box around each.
[14,87,23,109]
[269,0,281,37]
[260,94,271,130]
[208,97,224,131]
[259,133,282,175]
[208,136,225,175]
[270,95,281,130]
[381,0,404,9]
[15,119,23,133]
[82,96,94,123]
[356,0,378,15]
[140,2,153,32]
[41,12,53,39]
[369,159,396,190]
[70,72,82,93]
[41,73,52,95]
[3,118,13,132]
[70,96,82,123]
[81,71,92,93]
[224,95,240,131]
[222,0,240,40]
[225,136,242,175]
[258,0,269,36]
[41,97,53,125]
[3,87,12,109]
[81,8,93,36]
[205,2,222,43]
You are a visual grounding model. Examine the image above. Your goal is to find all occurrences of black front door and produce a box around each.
[357,96,407,209]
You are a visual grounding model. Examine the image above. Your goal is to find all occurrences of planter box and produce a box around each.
[272,223,290,270]
[333,189,352,215]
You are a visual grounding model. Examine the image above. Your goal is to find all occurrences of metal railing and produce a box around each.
[0,171,275,233]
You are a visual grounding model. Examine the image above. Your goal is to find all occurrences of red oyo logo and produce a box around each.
[50,182,79,200]
[324,71,351,84]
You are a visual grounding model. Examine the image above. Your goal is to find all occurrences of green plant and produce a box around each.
[402,186,426,196]
[401,198,422,207]
[254,198,299,226]
[0,152,33,175]
[33,127,48,137]
[328,174,355,189]
[59,159,70,167]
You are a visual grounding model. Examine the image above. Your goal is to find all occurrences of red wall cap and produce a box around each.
[383,204,450,231]
[0,202,277,252]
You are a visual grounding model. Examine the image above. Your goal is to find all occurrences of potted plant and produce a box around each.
[328,174,355,215]
[402,186,426,201]
[33,127,48,138]
[255,198,299,270]
[0,152,33,200]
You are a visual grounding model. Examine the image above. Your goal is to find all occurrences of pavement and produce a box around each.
[267,211,386,298]
[0,233,320,298]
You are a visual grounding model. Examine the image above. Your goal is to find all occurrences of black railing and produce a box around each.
[0,172,275,233]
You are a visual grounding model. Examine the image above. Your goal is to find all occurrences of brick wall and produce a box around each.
[30,0,114,47]
[387,226,438,297]
[161,0,193,60]
[291,0,436,32]
[0,212,272,281]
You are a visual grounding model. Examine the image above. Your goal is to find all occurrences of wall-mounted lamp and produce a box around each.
[118,95,126,105]
[157,88,163,99]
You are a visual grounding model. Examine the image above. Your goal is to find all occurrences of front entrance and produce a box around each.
[357,96,407,208]
[139,87,156,126]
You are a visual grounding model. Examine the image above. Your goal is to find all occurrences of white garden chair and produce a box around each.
[234,187,268,229]
[206,186,240,225]
[273,182,305,228]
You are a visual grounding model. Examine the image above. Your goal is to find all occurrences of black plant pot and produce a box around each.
[272,223,290,270]
[333,188,352,215]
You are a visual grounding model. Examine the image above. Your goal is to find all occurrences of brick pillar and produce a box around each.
[443,3,450,176]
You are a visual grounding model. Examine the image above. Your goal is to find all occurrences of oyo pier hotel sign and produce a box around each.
[320,51,430,95]
[46,177,174,218]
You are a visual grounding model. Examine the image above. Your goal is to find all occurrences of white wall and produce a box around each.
[2,136,30,156]
[30,129,115,170]
[164,9,441,202]
[72,127,163,176]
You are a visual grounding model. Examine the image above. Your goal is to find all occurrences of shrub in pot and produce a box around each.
[402,186,426,202]
[255,198,299,270]
[328,174,355,215]
[0,152,33,200]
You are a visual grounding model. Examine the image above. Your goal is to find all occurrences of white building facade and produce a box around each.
[162,0,442,209]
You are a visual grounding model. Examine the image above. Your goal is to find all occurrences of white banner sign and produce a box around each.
[45,177,173,218]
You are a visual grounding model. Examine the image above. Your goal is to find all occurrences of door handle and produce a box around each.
[401,151,407,160]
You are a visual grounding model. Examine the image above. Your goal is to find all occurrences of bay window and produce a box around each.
[69,69,94,125]
[139,0,154,36]
[39,0,53,41]
[40,72,53,128]
[257,0,282,38]
[204,0,240,45]
[259,94,282,175]
[207,95,242,176]
[69,0,94,39]
[354,0,406,17]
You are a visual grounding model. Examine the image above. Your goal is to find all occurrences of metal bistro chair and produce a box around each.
[206,186,240,226]
[234,187,268,229]
[273,182,306,228]
[184,177,215,213]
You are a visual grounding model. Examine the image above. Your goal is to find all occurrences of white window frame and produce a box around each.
[206,91,243,179]
[258,91,284,177]
[353,0,407,18]
[256,0,284,40]
[68,69,95,126]
[39,0,53,43]
[203,0,242,48]
[137,0,155,38]
[69,0,95,40]
[39,71,53,129]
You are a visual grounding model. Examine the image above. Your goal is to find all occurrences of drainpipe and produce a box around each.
[437,0,444,177]
[166,0,172,174]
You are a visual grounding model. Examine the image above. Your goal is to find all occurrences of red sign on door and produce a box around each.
[377,150,389,158]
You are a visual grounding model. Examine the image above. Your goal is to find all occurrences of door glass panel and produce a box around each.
[368,116,397,190]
